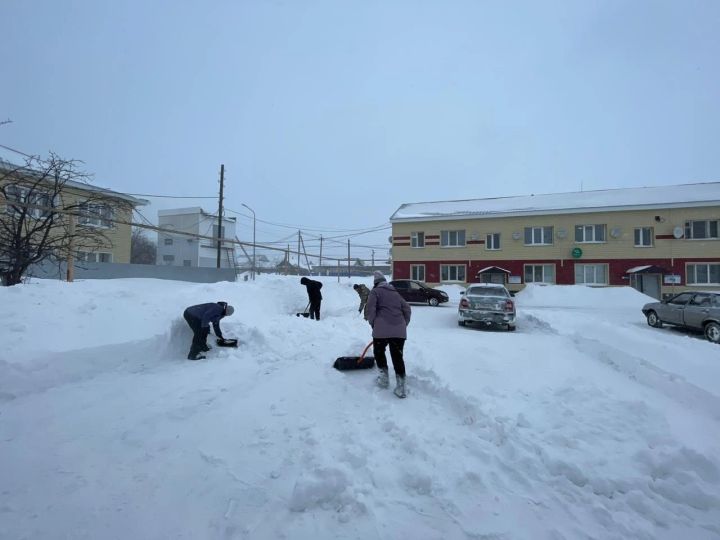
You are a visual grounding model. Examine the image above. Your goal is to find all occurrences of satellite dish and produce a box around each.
[512,231,521,240]
[673,226,684,239]
[610,227,622,238]
[556,228,567,239]
[388,236,393,243]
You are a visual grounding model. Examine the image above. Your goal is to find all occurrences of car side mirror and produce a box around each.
[459,290,465,295]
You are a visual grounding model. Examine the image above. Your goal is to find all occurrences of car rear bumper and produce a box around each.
[458,310,515,325]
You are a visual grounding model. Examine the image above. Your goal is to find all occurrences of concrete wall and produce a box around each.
[30,261,237,283]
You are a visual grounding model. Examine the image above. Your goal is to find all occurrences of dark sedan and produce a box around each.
[642,291,720,343]
[389,279,449,306]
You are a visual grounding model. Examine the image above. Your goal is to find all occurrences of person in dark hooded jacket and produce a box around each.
[300,277,323,320]
[183,301,235,360]
[366,271,411,398]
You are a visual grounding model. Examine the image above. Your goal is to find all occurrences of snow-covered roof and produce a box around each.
[477,266,511,274]
[390,182,720,222]
[626,265,654,273]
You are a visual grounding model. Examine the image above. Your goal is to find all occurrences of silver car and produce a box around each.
[642,291,720,344]
[458,283,516,331]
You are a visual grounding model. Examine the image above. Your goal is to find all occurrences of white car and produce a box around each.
[458,283,517,331]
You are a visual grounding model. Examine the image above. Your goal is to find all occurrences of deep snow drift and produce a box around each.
[1,277,719,540]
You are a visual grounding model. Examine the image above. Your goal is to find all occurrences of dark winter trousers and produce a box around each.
[309,299,321,320]
[183,309,210,356]
[373,338,406,377]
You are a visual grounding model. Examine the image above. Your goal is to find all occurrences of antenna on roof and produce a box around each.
[580,180,584,192]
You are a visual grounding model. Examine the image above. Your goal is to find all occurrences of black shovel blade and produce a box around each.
[216,338,239,347]
[333,356,375,371]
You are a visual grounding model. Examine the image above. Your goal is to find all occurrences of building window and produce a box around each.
[183,260,191,267]
[574,224,606,243]
[440,230,466,247]
[486,233,501,250]
[410,232,425,248]
[78,202,113,228]
[687,263,720,285]
[4,185,54,218]
[634,227,654,247]
[410,264,425,281]
[164,238,174,245]
[685,220,719,240]
[212,225,226,239]
[524,226,553,245]
[162,254,175,263]
[77,251,112,263]
[574,264,608,285]
[524,264,555,284]
[440,264,466,282]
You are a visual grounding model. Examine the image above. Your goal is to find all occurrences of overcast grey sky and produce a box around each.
[2,0,719,261]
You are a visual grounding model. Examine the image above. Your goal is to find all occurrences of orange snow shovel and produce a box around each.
[333,341,375,371]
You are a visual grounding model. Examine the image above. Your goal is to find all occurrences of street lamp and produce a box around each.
[241,203,256,280]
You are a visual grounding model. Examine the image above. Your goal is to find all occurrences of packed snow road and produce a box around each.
[1,277,718,539]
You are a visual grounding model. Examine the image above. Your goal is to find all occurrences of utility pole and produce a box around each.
[297,230,301,275]
[319,235,323,272]
[216,164,224,269]
[347,239,350,279]
[371,249,375,273]
[67,211,75,282]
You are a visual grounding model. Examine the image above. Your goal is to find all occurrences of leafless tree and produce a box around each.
[131,227,156,265]
[0,152,131,286]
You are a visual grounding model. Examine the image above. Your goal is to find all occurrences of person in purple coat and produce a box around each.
[183,301,235,360]
[365,271,412,398]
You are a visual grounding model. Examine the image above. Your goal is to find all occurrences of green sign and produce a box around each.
[571,247,583,259]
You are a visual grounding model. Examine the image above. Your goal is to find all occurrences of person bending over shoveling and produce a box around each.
[353,283,370,318]
[300,277,323,320]
[183,301,235,360]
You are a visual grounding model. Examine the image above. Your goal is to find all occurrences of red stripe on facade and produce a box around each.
[393,236,410,241]
[425,235,440,239]
[392,257,719,286]
[655,234,675,240]
[425,242,440,246]
[467,240,485,245]
[393,243,411,247]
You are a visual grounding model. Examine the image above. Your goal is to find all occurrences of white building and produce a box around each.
[156,207,236,268]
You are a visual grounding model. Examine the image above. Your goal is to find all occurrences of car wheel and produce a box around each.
[428,297,439,307]
[704,322,720,344]
[507,324,516,332]
[458,320,466,327]
[646,311,662,328]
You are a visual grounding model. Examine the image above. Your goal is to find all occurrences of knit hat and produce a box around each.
[373,271,386,285]
[225,305,235,316]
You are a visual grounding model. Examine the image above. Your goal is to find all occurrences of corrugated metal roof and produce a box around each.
[390,182,720,222]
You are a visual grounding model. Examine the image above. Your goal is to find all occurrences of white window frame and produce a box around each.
[485,233,501,250]
[574,263,608,285]
[440,264,466,282]
[410,264,425,281]
[77,251,113,263]
[5,185,55,219]
[634,227,654,247]
[524,226,553,246]
[440,230,466,248]
[686,263,720,285]
[684,220,720,240]
[574,224,606,243]
[524,264,556,284]
[410,232,425,248]
[78,202,113,228]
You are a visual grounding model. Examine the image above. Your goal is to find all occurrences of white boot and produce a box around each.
[394,375,406,399]
[376,368,389,388]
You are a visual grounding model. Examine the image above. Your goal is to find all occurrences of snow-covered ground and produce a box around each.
[1,277,719,540]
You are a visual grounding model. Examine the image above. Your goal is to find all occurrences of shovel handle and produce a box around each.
[358,340,373,363]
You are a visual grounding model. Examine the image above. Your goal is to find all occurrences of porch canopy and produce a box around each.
[626,265,666,274]
[476,266,511,276]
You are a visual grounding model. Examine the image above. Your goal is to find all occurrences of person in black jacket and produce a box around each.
[183,301,235,360]
[300,277,323,320]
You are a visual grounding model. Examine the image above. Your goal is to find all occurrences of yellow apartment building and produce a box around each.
[390,182,720,299]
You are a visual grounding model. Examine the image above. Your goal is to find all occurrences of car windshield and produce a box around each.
[467,287,507,297]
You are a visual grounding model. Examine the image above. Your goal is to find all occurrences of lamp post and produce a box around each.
[241,203,256,280]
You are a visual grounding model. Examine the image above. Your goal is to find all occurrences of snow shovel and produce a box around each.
[216,337,239,348]
[333,341,375,371]
[296,302,311,318]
